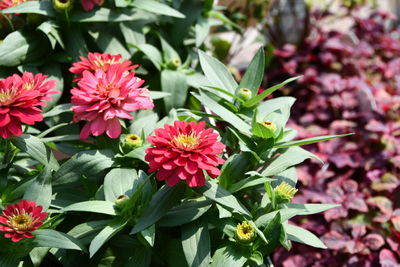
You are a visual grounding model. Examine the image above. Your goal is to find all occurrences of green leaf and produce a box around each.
[70,8,143,22]
[62,201,117,216]
[286,224,327,249]
[182,219,210,267]
[11,134,59,171]
[40,63,64,111]
[274,133,354,148]
[65,26,88,60]
[210,243,248,267]
[198,50,238,94]
[195,17,211,47]
[140,225,155,247]
[161,70,188,110]
[257,97,296,122]
[252,122,276,139]
[159,198,212,227]
[133,0,185,18]
[120,22,146,49]
[130,184,185,234]
[255,204,339,228]
[34,229,86,252]
[192,92,251,135]
[261,147,322,177]
[37,21,64,49]
[23,166,52,211]
[68,219,111,242]
[160,36,181,62]
[89,219,128,257]
[243,76,301,107]
[0,30,49,67]
[193,181,251,217]
[53,150,114,186]
[257,213,282,255]
[104,168,140,202]
[95,31,130,60]
[238,47,265,96]
[149,91,171,100]
[228,176,273,193]
[1,1,56,16]
[43,104,72,118]
[136,44,162,70]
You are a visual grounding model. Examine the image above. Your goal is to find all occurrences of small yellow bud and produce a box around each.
[235,221,256,243]
[167,58,181,70]
[124,134,143,150]
[237,88,252,101]
[53,0,73,12]
[261,120,277,132]
[274,182,298,203]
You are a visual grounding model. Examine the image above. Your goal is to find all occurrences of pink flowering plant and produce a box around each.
[0,42,352,265]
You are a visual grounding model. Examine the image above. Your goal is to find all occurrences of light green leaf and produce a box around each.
[159,198,213,227]
[193,181,251,217]
[89,219,128,257]
[161,70,188,110]
[104,168,140,202]
[11,134,59,171]
[252,122,276,139]
[261,147,322,177]
[243,76,301,107]
[23,166,52,211]
[34,229,86,252]
[198,50,238,94]
[149,91,171,100]
[1,1,56,16]
[160,36,181,62]
[70,8,142,22]
[43,104,72,118]
[140,225,155,247]
[286,224,327,249]
[182,219,210,267]
[195,17,211,47]
[228,176,273,193]
[210,243,248,267]
[95,31,130,60]
[192,92,251,135]
[136,44,162,70]
[62,201,116,216]
[130,184,185,234]
[238,47,265,96]
[274,133,354,148]
[53,150,114,186]
[133,0,185,18]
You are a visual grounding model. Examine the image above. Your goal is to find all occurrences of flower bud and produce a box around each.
[235,221,256,243]
[167,58,181,70]
[274,182,298,204]
[53,0,73,13]
[123,134,143,151]
[237,88,252,101]
[261,120,277,132]
[114,194,130,213]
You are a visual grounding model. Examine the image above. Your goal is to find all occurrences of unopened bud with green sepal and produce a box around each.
[123,134,143,152]
[237,88,252,101]
[274,182,298,204]
[235,221,256,243]
[53,0,73,12]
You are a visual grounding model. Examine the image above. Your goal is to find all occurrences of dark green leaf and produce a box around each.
[62,201,116,215]
[238,47,265,96]
[34,229,86,252]
[182,219,210,267]
[133,0,185,18]
[23,166,52,211]
[286,224,327,249]
[104,168,139,202]
[210,243,248,267]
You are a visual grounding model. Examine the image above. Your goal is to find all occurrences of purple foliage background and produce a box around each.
[268,7,400,267]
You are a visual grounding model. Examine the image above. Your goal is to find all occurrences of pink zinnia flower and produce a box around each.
[80,0,103,11]
[69,52,136,81]
[71,64,154,139]
[145,121,226,187]
[0,199,47,242]
[0,73,57,139]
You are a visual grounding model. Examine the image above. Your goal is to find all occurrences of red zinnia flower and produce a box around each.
[145,120,226,187]
[0,72,57,139]
[0,199,47,242]
[69,52,136,81]
[80,0,103,11]
[71,64,154,139]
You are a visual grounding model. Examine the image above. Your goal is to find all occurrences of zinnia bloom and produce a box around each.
[0,199,47,242]
[0,73,56,139]
[80,0,103,11]
[69,52,136,81]
[71,64,154,139]
[145,120,226,187]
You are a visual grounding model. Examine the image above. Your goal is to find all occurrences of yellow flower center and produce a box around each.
[23,82,35,91]
[274,182,298,203]
[0,88,18,105]
[9,213,34,231]
[94,57,120,70]
[172,133,200,150]
[236,221,255,242]
[261,120,277,132]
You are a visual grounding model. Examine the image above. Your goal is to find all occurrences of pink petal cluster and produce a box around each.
[71,64,154,139]
[80,0,103,11]
[69,52,136,81]
[0,72,57,138]
[0,0,30,10]
[145,121,226,187]
[0,199,47,242]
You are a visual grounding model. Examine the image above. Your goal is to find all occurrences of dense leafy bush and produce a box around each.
[269,6,400,266]
[0,1,350,266]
